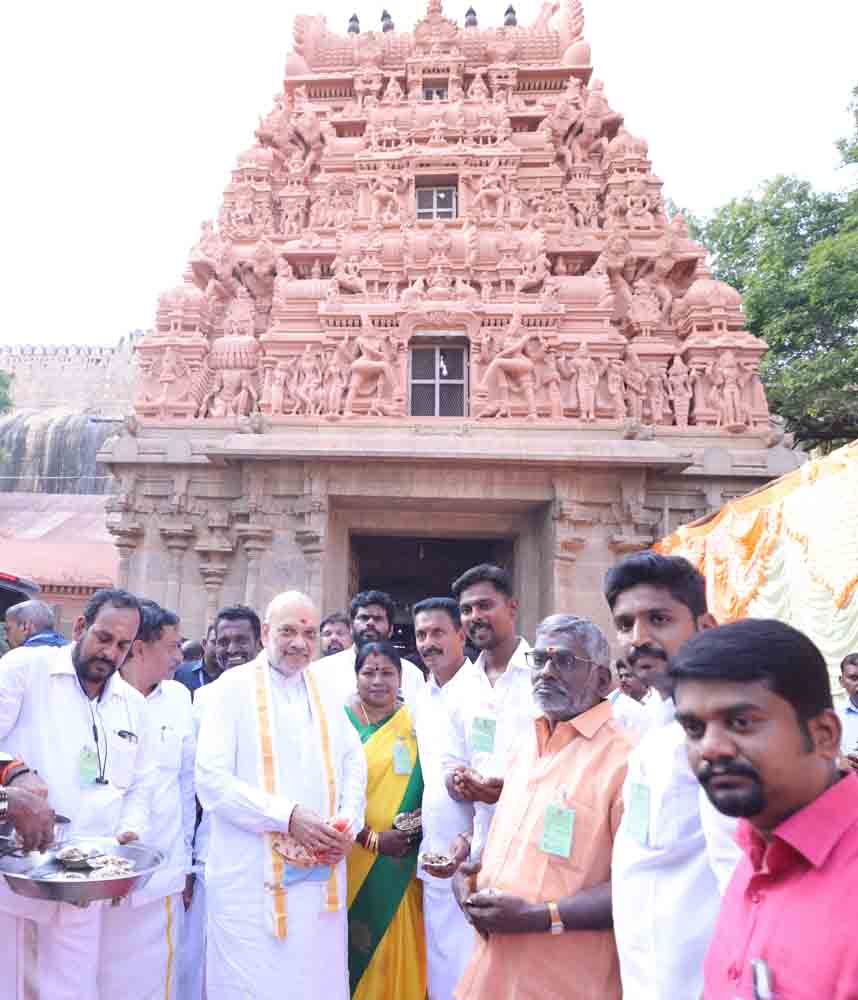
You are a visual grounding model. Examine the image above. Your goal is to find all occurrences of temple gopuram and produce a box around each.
[100,0,800,640]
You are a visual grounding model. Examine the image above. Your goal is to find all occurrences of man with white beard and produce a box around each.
[196,591,366,999]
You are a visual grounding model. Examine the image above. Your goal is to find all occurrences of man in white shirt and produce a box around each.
[411,598,476,1000]
[837,652,858,765]
[310,589,424,709]
[0,588,152,1000]
[606,552,741,1000]
[196,590,366,1000]
[181,603,263,1000]
[607,658,652,736]
[101,599,196,1000]
[444,564,533,856]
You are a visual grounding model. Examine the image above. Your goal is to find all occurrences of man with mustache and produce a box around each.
[452,614,632,1000]
[106,599,194,1000]
[445,565,532,858]
[196,590,366,999]
[310,590,424,710]
[411,598,475,1000]
[320,611,353,657]
[213,604,262,673]
[605,552,740,1000]
[0,588,152,1000]
[175,623,221,697]
[182,603,262,1000]
[672,618,858,998]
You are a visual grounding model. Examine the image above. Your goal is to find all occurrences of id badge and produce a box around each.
[471,716,497,754]
[392,738,413,776]
[79,746,99,786]
[539,802,575,858]
[626,782,651,847]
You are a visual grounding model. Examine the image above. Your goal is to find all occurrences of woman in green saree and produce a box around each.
[346,640,427,1000]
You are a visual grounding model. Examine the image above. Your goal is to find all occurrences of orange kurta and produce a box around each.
[455,700,632,1000]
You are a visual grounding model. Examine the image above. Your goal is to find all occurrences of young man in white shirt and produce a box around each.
[444,564,533,857]
[606,552,740,1000]
[411,597,476,1000]
[0,588,152,1000]
[310,589,424,709]
[104,599,196,1000]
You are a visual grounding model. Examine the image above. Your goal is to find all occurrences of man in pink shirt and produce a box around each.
[672,617,858,999]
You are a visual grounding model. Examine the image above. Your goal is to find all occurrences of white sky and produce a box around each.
[1,0,855,346]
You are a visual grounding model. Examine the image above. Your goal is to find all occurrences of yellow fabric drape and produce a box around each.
[657,441,858,679]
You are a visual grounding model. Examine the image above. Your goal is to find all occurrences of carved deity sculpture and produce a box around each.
[623,349,647,422]
[540,349,565,419]
[270,361,296,415]
[428,221,453,265]
[605,358,627,421]
[324,336,355,417]
[705,350,754,430]
[332,255,367,295]
[514,251,551,296]
[382,75,404,103]
[628,273,663,337]
[626,178,655,229]
[343,316,400,417]
[477,312,539,420]
[468,73,489,100]
[603,189,626,228]
[198,367,259,419]
[562,341,602,422]
[156,348,192,409]
[467,161,505,221]
[667,355,695,430]
[646,364,669,424]
[370,173,409,223]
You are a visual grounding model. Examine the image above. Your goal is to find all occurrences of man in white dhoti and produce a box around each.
[196,591,367,1000]
[310,589,425,709]
[100,600,196,1000]
[181,604,263,1000]
[0,588,152,1000]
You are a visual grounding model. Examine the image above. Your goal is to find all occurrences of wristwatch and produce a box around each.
[546,900,564,935]
[0,788,9,822]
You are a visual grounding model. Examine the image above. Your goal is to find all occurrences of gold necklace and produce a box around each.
[358,698,372,726]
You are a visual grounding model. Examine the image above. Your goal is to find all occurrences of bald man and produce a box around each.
[196,591,367,1000]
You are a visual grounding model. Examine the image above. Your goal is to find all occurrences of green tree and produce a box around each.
[0,371,11,415]
[684,86,858,449]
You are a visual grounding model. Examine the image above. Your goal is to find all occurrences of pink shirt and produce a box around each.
[704,772,858,999]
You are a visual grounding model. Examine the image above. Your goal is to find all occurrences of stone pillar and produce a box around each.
[196,538,234,628]
[550,499,589,612]
[159,523,195,612]
[235,524,274,609]
[296,530,325,610]
[108,522,143,590]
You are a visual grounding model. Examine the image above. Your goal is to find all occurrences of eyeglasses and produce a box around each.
[525,648,596,672]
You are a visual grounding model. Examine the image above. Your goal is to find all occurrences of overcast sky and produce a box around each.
[1,0,855,346]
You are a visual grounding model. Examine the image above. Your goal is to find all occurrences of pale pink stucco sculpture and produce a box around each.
[133,0,771,431]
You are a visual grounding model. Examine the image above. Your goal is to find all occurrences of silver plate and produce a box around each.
[0,837,165,906]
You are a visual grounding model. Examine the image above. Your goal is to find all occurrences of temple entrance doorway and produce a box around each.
[349,533,514,661]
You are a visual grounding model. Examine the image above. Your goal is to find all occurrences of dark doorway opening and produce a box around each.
[350,534,514,661]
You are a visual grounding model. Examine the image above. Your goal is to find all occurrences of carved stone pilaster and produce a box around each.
[106,520,144,590]
[196,512,235,626]
[292,468,329,608]
[159,522,195,612]
[608,473,660,553]
[235,523,274,609]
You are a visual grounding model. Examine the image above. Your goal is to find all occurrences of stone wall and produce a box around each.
[0,334,140,418]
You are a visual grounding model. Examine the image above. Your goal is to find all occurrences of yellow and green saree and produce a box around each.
[346,703,426,1000]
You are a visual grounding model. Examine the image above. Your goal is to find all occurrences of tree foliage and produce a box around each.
[685,85,858,448]
[0,371,11,416]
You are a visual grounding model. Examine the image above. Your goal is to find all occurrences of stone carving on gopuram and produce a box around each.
[131,0,773,434]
